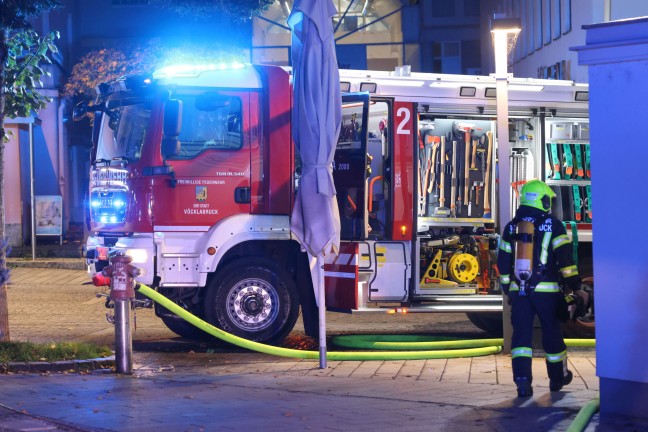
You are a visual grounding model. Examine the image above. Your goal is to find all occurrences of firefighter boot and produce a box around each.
[550,370,573,392]
[515,377,533,398]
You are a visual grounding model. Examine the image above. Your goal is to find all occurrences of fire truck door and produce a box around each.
[154,91,252,228]
[360,241,409,301]
[335,93,370,241]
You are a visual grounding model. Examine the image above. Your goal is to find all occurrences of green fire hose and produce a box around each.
[136,283,594,360]
[567,398,600,432]
[136,283,501,360]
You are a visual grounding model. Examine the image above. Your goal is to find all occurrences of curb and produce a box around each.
[0,356,115,374]
[7,260,86,271]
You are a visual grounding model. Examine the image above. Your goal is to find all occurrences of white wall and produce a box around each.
[575,16,648,419]
[610,0,648,20]
[510,0,648,83]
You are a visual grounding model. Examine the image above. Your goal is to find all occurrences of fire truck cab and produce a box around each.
[80,63,591,343]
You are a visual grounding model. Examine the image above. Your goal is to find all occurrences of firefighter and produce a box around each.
[498,179,586,398]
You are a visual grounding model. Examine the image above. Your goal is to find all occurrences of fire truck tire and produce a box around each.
[466,312,504,337]
[160,314,210,339]
[157,289,210,339]
[205,258,300,345]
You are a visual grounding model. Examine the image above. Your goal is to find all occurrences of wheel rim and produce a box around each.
[225,277,279,332]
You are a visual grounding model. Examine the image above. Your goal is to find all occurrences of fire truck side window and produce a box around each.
[336,102,367,240]
[168,92,242,160]
[367,100,390,239]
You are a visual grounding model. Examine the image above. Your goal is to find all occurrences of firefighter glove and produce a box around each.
[564,276,582,292]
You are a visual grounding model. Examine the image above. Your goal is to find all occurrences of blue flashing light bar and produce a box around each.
[153,62,247,79]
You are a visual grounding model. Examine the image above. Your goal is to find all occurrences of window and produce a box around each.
[534,0,542,51]
[432,41,461,74]
[561,0,572,34]
[169,92,243,160]
[97,101,151,162]
[432,1,456,17]
[525,0,533,55]
[543,0,551,45]
[552,0,562,40]
[464,0,480,17]
[516,0,530,59]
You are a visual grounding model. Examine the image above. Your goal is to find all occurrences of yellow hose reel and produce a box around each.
[448,253,479,283]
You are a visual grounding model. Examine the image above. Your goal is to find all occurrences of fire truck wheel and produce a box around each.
[160,313,210,339]
[466,312,504,337]
[157,289,210,339]
[205,258,300,345]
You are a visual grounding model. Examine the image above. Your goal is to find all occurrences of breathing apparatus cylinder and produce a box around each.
[513,220,535,295]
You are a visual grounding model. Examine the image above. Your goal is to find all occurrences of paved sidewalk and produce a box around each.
[2,266,647,431]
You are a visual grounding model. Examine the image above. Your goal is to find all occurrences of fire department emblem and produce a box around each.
[196,186,207,201]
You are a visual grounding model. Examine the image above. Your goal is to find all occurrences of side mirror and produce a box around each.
[162,99,182,158]
[73,101,89,121]
[162,138,180,159]
[164,99,182,137]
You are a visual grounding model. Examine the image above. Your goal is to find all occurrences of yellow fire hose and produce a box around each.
[136,283,594,360]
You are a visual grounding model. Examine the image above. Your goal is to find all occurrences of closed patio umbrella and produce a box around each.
[288,0,342,368]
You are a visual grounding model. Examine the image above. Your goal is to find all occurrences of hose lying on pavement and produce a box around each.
[137,283,500,360]
[567,398,600,432]
[136,283,594,360]
[332,335,595,350]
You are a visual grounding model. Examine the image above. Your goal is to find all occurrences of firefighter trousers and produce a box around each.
[510,291,569,383]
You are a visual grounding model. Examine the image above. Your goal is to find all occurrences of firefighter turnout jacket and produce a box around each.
[498,205,580,295]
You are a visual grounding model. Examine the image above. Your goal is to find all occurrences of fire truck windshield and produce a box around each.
[95,100,151,163]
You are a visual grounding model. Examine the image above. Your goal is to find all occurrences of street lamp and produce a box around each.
[491,15,521,232]
[491,15,520,354]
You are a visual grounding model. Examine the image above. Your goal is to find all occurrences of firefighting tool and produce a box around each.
[470,139,478,170]
[448,253,479,283]
[420,249,461,288]
[427,137,441,214]
[572,185,583,222]
[450,140,458,217]
[434,136,451,217]
[473,181,483,206]
[584,185,592,222]
[452,123,473,213]
[418,139,433,216]
[563,144,574,178]
[419,235,484,289]
[463,134,470,207]
[550,143,561,180]
[574,144,585,179]
[483,131,493,218]
[439,136,446,209]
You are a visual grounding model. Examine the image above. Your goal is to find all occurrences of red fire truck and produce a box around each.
[78,63,592,343]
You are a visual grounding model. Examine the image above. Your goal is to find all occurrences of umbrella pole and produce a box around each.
[318,254,327,368]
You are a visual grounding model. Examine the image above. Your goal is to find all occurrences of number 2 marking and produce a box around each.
[396,107,411,135]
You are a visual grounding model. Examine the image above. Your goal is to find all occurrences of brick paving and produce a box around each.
[1,266,645,431]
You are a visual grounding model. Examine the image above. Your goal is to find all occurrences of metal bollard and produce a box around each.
[102,252,140,374]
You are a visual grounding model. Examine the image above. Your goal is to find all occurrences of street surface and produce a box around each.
[4,267,636,432]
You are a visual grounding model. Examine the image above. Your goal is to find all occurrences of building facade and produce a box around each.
[5,0,648,248]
